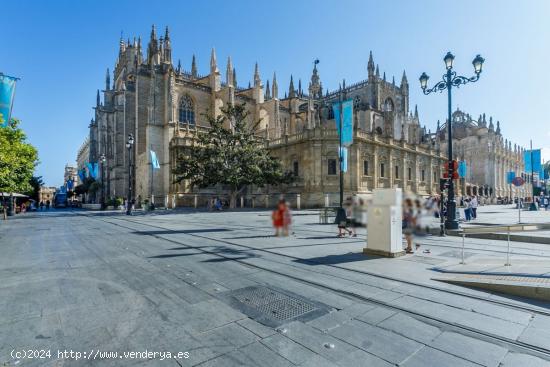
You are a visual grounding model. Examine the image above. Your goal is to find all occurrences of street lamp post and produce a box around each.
[100,154,106,209]
[126,134,134,215]
[420,52,485,230]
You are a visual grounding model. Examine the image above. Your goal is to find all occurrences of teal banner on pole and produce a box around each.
[339,147,348,172]
[0,74,18,128]
[524,149,543,178]
[333,99,353,146]
[458,161,467,178]
[150,150,160,169]
[506,171,515,184]
[86,162,98,179]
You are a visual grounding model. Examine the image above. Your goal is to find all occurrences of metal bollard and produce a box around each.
[460,233,466,265]
[505,227,511,266]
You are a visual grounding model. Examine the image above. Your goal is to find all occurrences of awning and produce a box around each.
[0,192,29,198]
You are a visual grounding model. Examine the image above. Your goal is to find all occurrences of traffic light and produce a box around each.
[443,160,459,180]
[439,178,449,191]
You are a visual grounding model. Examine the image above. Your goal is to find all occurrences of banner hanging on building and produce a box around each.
[0,74,19,128]
[333,99,354,146]
[458,161,467,178]
[524,149,543,179]
[86,162,98,179]
[150,150,160,170]
[339,147,348,172]
[66,179,74,190]
[78,169,86,182]
[506,171,516,185]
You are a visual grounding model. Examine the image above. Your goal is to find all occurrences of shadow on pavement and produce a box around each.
[293,252,378,265]
[134,228,231,235]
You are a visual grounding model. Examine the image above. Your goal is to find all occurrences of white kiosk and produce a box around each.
[363,188,404,257]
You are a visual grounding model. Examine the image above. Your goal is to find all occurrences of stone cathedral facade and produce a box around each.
[88,26,445,208]
[437,109,531,201]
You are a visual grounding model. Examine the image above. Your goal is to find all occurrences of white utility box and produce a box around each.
[363,188,404,257]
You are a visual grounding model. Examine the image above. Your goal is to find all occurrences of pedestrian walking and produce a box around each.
[471,196,478,219]
[403,198,416,253]
[335,206,352,238]
[39,201,44,211]
[272,199,291,236]
[464,198,472,221]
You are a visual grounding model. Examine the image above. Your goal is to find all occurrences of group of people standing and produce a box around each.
[461,196,479,221]
[38,200,51,210]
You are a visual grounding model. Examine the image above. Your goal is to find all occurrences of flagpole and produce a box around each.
[339,82,344,209]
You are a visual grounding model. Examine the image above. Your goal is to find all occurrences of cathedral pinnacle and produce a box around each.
[226,56,233,86]
[96,89,100,107]
[105,68,110,91]
[414,104,418,119]
[368,51,375,76]
[375,64,380,78]
[253,62,261,87]
[401,70,408,87]
[272,72,278,98]
[210,48,218,73]
[191,54,197,78]
[265,80,271,99]
[289,75,295,98]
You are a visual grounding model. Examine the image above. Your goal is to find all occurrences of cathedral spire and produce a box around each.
[298,79,302,97]
[96,89,100,106]
[289,75,295,98]
[226,56,233,86]
[496,120,501,134]
[105,68,110,91]
[383,71,386,82]
[233,68,237,87]
[191,54,197,78]
[414,104,418,119]
[163,26,172,63]
[253,62,261,87]
[147,25,159,65]
[272,72,278,99]
[210,48,218,73]
[392,75,395,86]
[436,120,440,131]
[375,64,380,78]
[401,70,408,87]
[265,80,271,100]
[177,59,182,74]
[368,51,375,77]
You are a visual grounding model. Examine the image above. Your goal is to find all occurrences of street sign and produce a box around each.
[512,176,524,187]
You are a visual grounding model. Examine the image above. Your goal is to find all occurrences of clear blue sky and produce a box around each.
[3,0,550,186]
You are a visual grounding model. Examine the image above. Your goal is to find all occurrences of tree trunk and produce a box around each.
[229,192,237,209]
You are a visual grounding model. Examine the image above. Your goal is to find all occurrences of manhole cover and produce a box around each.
[232,287,316,321]
[224,286,329,327]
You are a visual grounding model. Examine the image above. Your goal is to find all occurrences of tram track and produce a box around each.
[84,213,550,361]
[83,214,550,361]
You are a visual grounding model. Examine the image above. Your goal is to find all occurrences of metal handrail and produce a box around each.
[457,223,550,266]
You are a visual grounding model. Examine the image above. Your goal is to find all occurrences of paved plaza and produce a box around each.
[1,205,550,366]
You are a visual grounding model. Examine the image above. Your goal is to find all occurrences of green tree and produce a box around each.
[173,104,291,208]
[25,175,44,202]
[0,117,39,193]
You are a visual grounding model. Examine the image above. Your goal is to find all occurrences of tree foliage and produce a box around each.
[0,118,39,193]
[173,104,292,207]
[26,176,44,201]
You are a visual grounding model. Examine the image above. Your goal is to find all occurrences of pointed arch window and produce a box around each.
[179,95,195,125]
[384,98,394,112]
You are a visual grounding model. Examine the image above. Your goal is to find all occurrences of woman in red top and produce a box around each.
[272,199,289,236]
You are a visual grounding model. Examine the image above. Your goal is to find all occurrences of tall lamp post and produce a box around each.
[100,154,106,209]
[419,52,485,230]
[126,134,134,215]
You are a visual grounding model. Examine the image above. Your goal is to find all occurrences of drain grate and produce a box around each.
[233,287,316,321]
[225,286,327,326]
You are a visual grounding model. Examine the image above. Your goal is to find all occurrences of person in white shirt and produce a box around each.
[471,196,478,219]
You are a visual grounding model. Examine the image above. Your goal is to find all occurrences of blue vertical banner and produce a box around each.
[524,149,543,178]
[0,74,19,128]
[78,169,86,182]
[66,179,74,190]
[150,150,160,169]
[339,147,348,173]
[506,171,516,184]
[458,161,467,178]
[333,99,354,146]
[86,162,99,179]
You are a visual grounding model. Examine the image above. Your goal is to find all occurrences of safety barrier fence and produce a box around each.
[458,223,550,266]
